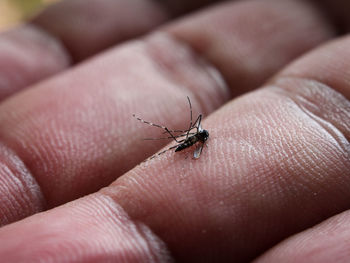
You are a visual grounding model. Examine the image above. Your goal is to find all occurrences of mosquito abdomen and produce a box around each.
[175,143,189,152]
[175,136,197,152]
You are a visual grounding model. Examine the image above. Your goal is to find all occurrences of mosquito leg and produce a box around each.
[143,134,194,140]
[186,96,193,139]
[191,114,202,132]
[164,127,183,143]
[162,127,196,134]
[163,113,201,136]
[134,114,194,140]
[133,114,168,130]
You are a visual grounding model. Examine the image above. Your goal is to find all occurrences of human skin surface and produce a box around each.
[0,0,349,262]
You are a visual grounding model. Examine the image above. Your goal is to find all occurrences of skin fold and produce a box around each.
[0,0,349,262]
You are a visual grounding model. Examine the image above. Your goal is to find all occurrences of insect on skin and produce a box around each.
[133,96,209,160]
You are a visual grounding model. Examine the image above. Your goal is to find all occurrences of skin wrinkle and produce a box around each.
[252,117,304,194]
[286,98,347,167]
[228,96,302,184]
[0,25,70,68]
[133,220,174,262]
[261,81,350,208]
[144,32,230,115]
[300,107,348,153]
[0,24,70,100]
[268,77,350,149]
[275,35,350,100]
[0,166,28,217]
[254,211,350,262]
[23,24,72,67]
[0,142,45,225]
[267,82,342,191]
[0,177,12,224]
[166,0,335,97]
[271,88,348,181]
[87,196,153,261]
[89,194,173,262]
[31,0,169,62]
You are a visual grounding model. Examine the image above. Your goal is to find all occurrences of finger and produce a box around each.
[255,210,350,262]
[277,34,350,99]
[0,25,70,101]
[0,0,333,225]
[167,0,335,96]
[0,0,168,101]
[30,0,169,62]
[101,38,350,261]
[0,194,172,262]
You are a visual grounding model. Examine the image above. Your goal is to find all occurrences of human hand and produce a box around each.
[0,0,349,262]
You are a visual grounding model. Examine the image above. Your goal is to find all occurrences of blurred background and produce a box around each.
[0,0,59,31]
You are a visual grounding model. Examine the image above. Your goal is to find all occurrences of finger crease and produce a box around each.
[143,31,230,116]
[0,141,46,225]
[270,76,350,154]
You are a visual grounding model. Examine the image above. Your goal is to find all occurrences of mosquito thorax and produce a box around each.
[198,129,209,142]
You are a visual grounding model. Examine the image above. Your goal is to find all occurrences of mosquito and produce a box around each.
[133,96,209,160]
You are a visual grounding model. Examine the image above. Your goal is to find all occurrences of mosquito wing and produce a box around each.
[198,123,203,132]
[193,142,204,159]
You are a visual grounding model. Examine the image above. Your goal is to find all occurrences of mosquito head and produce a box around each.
[198,129,209,142]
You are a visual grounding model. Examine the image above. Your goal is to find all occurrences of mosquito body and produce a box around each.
[174,121,209,153]
[133,97,209,160]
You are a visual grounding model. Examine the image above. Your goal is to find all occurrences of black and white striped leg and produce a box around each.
[133,114,181,142]
[133,114,168,130]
